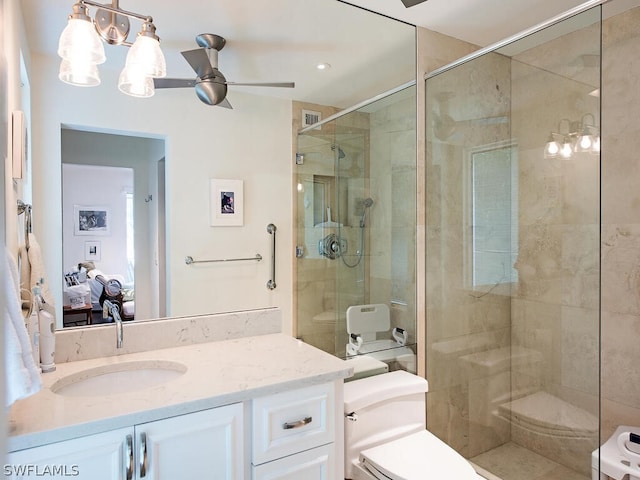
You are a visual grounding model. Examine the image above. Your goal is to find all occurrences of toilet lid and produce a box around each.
[360,430,479,480]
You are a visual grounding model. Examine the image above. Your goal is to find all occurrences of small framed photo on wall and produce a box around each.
[74,205,110,236]
[210,179,244,226]
[84,241,101,261]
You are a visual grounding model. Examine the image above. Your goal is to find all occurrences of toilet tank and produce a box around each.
[344,371,428,479]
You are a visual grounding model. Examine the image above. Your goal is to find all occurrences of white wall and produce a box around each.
[30,54,294,333]
[4,0,29,257]
[62,164,132,278]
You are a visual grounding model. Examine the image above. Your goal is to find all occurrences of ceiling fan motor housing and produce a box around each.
[195,75,228,106]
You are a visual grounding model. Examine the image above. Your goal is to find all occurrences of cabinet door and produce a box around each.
[6,427,133,480]
[252,444,334,480]
[138,403,244,480]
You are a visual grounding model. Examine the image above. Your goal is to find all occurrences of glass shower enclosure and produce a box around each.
[425,6,601,480]
[295,84,417,371]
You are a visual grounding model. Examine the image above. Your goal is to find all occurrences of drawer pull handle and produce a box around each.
[283,416,313,430]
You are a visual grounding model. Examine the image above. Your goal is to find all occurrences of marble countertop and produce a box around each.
[8,333,353,452]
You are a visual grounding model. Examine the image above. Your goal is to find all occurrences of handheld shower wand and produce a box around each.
[359,198,374,228]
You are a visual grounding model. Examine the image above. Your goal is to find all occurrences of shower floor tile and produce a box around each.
[471,442,589,480]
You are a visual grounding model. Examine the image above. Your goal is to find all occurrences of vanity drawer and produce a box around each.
[252,382,335,465]
[252,443,334,480]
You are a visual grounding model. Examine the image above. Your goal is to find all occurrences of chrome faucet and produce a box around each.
[103,300,124,348]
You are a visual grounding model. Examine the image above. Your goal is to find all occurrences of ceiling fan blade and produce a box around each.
[226,81,295,88]
[154,78,196,89]
[401,0,428,6]
[181,48,215,79]
[218,98,233,109]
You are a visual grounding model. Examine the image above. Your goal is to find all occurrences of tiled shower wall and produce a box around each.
[369,92,417,344]
[425,50,513,458]
[509,18,601,476]
[600,3,640,442]
[425,4,640,478]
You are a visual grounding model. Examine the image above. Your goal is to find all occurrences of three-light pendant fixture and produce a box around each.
[57,0,166,98]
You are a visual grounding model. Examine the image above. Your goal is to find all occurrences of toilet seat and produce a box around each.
[358,430,480,480]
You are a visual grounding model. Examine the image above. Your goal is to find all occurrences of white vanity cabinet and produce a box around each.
[6,427,132,479]
[7,334,351,480]
[251,381,343,480]
[136,403,244,480]
[6,403,244,480]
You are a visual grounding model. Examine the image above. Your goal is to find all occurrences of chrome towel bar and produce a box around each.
[185,254,262,265]
[17,200,32,250]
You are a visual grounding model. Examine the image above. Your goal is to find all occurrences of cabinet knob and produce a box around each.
[282,416,313,430]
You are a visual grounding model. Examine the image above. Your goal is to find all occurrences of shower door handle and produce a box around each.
[267,223,277,290]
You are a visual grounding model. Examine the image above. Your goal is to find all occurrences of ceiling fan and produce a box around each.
[154,34,295,108]
[401,0,428,6]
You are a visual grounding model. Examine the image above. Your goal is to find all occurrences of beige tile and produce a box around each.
[471,443,558,480]
[535,464,589,480]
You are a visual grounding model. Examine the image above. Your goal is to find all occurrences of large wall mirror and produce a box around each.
[60,129,166,327]
[18,0,416,330]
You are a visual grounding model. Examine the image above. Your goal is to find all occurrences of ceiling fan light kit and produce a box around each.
[154,33,295,108]
[58,0,166,97]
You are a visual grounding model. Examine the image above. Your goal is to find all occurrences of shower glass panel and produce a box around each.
[425,7,600,480]
[296,85,417,371]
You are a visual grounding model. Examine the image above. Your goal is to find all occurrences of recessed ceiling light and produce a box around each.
[316,63,331,70]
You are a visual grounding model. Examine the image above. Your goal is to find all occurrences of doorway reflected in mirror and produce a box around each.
[61,129,166,327]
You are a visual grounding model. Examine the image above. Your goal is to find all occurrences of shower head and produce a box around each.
[363,197,374,208]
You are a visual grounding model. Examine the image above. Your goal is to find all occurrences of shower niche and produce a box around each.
[293,85,417,369]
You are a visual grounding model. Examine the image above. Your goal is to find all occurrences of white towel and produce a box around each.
[4,250,42,407]
[19,233,55,314]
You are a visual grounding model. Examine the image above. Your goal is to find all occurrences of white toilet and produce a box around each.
[344,370,482,480]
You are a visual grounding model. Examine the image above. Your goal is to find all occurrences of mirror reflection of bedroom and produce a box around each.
[60,129,166,328]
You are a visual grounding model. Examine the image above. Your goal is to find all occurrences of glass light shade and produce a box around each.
[560,137,573,159]
[125,35,166,78]
[118,65,155,98]
[543,135,560,158]
[59,58,100,86]
[58,18,106,65]
[575,129,594,153]
[592,136,601,154]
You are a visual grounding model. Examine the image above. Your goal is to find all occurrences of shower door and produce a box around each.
[294,127,369,357]
[425,7,601,479]
[295,85,418,365]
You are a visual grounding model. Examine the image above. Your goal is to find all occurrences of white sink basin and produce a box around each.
[51,360,187,397]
